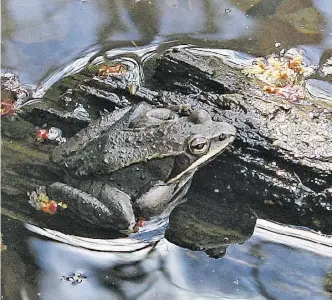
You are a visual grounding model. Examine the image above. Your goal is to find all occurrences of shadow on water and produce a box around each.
[2,0,332,299]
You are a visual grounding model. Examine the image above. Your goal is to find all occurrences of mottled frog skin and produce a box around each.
[48,102,236,230]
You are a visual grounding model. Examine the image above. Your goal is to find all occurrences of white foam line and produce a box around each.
[254,219,332,257]
[24,223,153,253]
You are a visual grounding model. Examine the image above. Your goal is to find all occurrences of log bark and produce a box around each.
[154,47,332,173]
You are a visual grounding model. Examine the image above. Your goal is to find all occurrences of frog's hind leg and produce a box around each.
[47,182,135,230]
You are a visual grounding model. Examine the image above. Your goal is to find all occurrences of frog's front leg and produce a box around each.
[134,173,193,218]
[48,182,135,230]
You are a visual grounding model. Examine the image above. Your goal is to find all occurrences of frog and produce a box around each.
[47,102,236,231]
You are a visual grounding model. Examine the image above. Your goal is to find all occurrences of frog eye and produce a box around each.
[188,136,209,155]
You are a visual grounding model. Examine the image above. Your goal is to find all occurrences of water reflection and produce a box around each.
[1,0,104,84]
[2,217,331,300]
[28,238,156,300]
[2,0,331,85]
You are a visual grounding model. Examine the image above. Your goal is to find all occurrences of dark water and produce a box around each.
[2,0,332,299]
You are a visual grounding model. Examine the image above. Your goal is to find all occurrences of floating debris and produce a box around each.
[1,100,16,117]
[48,127,63,141]
[242,48,316,101]
[1,89,17,117]
[133,217,145,232]
[136,217,145,228]
[97,64,127,77]
[121,217,145,234]
[1,233,7,252]
[35,129,49,142]
[95,57,143,95]
[263,85,306,102]
[1,73,39,117]
[61,272,87,284]
[35,127,66,144]
[28,186,68,215]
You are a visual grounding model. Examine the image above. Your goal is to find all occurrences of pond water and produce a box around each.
[1,0,332,299]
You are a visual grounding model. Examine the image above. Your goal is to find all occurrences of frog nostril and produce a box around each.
[219,131,236,140]
[219,133,228,140]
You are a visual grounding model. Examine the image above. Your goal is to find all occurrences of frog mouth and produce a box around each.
[166,134,235,184]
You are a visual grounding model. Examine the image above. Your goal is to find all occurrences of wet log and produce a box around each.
[166,150,332,254]
[2,47,331,237]
[151,47,332,234]
[154,47,332,173]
